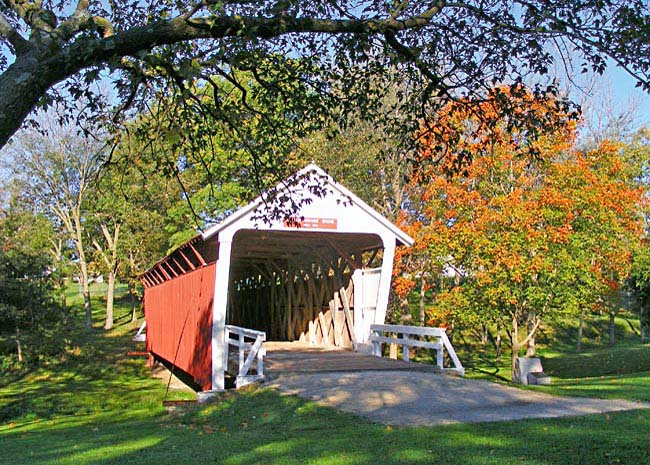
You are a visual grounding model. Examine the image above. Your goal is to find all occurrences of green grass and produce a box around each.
[1,284,650,464]
[523,343,650,402]
[438,312,650,403]
[2,387,649,465]
[457,338,650,401]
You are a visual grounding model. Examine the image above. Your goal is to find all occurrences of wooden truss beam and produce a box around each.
[162,261,178,278]
[178,248,197,270]
[325,238,360,270]
[188,242,207,266]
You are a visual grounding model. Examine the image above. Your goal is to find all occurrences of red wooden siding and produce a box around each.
[144,263,216,391]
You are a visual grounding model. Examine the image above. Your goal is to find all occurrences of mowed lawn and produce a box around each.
[1,285,649,465]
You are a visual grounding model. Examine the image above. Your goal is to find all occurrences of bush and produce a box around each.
[0,248,72,365]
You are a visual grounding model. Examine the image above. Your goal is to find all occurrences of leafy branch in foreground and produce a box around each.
[1,0,650,162]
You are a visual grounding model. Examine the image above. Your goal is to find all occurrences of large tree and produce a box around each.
[4,121,104,329]
[1,1,650,154]
[625,129,650,342]
[406,88,643,379]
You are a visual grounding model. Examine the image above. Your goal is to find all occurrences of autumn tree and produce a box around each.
[624,129,650,342]
[405,86,643,379]
[547,141,644,347]
[2,0,650,173]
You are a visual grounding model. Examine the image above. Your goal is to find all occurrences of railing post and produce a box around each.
[372,328,381,357]
[402,333,410,362]
[436,331,444,370]
[238,331,245,376]
[257,336,264,378]
[223,325,267,388]
[441,330,465,375]
[368,324,464,375]
[223,327,230,369]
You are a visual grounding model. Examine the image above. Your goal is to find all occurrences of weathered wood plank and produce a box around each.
[368,335,442,351]
[318,311,331,347]
[371,324,446,337]
[339,287,355,346]
[329,300,341,347]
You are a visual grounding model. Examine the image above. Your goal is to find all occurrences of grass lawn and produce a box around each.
[1,284,649,465]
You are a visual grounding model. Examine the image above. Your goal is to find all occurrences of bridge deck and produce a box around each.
[264,341,440,375]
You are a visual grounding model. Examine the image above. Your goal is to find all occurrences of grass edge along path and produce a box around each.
[1,285,649,465]
[1,387,649,465]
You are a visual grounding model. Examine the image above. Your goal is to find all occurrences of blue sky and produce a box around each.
[569,64,650,134]
[608,66,650,126]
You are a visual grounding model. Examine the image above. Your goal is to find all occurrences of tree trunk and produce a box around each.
[15,328,22,363]
[60,284,67,309]
[609,311,616,346]
[79,258,92,329]
[399,296,410,324]
[71,213,92,330]
[526,310,536,357]
[50,239,67,309]
[511,344,520,382]
[511,315,520,381]
[129,251,138,323]
[130,286,138,323]
[93,223,120,331]
[577,308,585,352]
[104,270,116,330]
[419,274,426,326]
[495,333,502,363]
[481,324,488,346]
[640,304,649,344]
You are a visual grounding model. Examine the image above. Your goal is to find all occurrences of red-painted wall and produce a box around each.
[144,264,216,391]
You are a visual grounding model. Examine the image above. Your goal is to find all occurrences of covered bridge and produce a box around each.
[140,164,413,393]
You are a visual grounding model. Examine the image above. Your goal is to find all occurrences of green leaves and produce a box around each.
[403,89,644,368]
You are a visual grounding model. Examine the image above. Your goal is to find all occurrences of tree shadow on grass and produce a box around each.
[0,311,164,424]
[0,354,164,423]
[541,344,650,379]
[1,388,649,465]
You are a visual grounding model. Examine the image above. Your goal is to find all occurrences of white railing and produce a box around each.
[133,321,146,342]
[369,324,465,375]
[225,325,266,388]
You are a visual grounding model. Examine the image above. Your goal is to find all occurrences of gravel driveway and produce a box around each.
[266,370,649,426]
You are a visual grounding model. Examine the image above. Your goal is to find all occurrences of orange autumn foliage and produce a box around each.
[396,86,643,367]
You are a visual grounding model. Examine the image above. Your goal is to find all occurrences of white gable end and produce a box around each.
[201,163,413,247]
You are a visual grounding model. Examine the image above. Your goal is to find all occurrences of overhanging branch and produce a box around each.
[0,10,29,54]
[3,0,57,35]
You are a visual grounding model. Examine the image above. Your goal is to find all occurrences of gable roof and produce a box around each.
[201,163,414,247]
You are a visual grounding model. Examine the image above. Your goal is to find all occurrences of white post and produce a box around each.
[402,332,410,362]
[352,269,365,345]
[257,341,265,378]
[211,237,233,392]
[238,331,245,374]
[374,239,395,326]
[436,340,444,369]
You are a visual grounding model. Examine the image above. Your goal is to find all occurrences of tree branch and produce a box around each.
[0,9,29,54]
[519,317,542,348]
[452,0,649,87]
[3,0,57,36]
[56,0,114,42]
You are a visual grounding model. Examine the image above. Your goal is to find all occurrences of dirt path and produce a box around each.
[264,347,649,426]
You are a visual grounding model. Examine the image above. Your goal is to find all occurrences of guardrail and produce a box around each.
[369,324,465,375]
[225,325,266,388]
[133,321,146,342]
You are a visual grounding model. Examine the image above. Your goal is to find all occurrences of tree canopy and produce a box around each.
[397,88,644,378]
[2,1,650,154]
